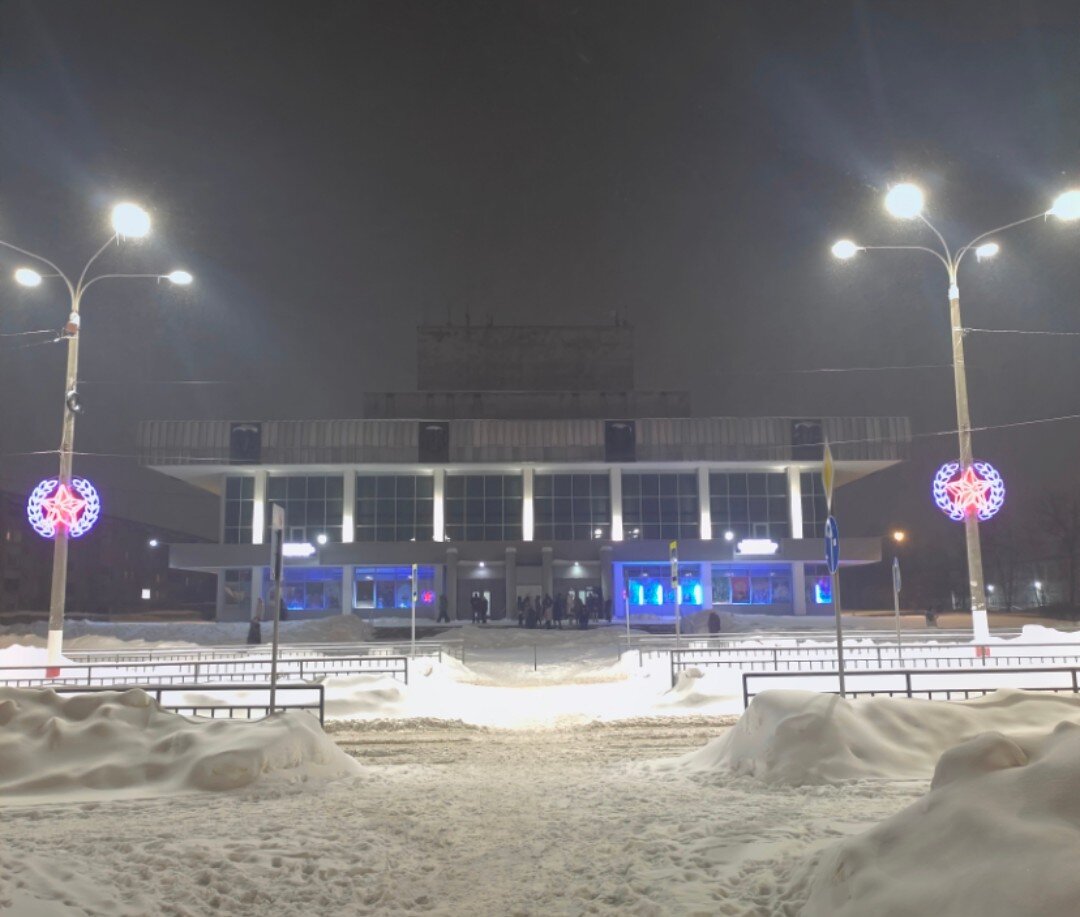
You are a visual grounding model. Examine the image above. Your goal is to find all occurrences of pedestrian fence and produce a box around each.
[63,640,457,665]
[0,654,409,689]
[41,683,326,725]
[741,666,1080,709]
[666,642,1080,686]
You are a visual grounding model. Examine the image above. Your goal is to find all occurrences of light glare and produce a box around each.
[975,242,999,261]
[166,270,193,285]
[15,267,42,287]
[111,202,151,238]
[884,183,924,219]
[831,239,861,260]
[1049,190,1080,221]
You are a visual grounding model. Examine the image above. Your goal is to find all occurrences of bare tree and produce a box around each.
[1035,490,1080,614]
[982,515,1023,612]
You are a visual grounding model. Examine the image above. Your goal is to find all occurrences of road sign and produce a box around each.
[822,442,835,511]
[669,540,678,589]
[892,556,902,595]
[824,515,840,574]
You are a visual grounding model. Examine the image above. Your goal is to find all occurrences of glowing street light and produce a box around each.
[14,267,42,287]
[723,530,735,542]
[1049,190,1080,221]
[148,538,160,548]
[891,530,907,543]
[831,239,861,260]
[316,533,328,545]
[832,180,1080,643]
[111,202,151,238]
[1,199,190,666]
[884,183,924,219]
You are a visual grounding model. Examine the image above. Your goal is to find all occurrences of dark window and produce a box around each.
[710,473,790,541]
[800,472,828,538]
[229,422,261,464]
[266,475,344,543]
[419,422,450,463]
[791,419,824,461]
[621,473,699,540]
[444,474,522,541]
[355,474,436,542]
[223,475,255,543]
[534,474,611,541]
[605,420,636,462]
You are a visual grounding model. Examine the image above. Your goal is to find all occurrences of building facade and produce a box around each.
[138,415,909,622]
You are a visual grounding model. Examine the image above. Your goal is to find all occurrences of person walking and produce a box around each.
[574,594,587,629]
[552,593,564,629]
[542,594,553,629]
[437,594,450,623]
[247,597,264,645]
[480,593,489,624]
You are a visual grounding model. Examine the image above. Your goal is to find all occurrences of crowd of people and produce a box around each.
[515,588,611,629]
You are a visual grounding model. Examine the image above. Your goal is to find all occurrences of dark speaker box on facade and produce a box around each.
[419,422,450,463]
[229,422,262,464]
[605,420,636,463]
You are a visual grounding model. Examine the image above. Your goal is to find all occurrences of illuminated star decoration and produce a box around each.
[932,461,1005,522]
[26,477,102,539]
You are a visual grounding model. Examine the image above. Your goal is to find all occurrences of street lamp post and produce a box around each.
[3,202,192,665]
[833,184,1080,643]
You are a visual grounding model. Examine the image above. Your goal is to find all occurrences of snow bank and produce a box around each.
[670,688,1080,785]
[0,614,372,650]
[0,687,360,802]
[802,720,1080,916]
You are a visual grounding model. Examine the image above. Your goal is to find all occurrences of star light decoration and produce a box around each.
[932,461,1005,522]
[26,477,101,539]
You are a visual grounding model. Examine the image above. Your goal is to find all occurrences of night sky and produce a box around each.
[2,0,1080,559]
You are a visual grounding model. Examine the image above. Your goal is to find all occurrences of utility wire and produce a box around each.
[964,327,1080,337]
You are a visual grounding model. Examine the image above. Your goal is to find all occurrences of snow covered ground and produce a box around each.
[6,622,1080,914]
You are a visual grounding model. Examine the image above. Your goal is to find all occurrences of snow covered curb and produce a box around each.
[0,687,361,802]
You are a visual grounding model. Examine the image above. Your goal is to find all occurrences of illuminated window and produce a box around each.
[800,473,829,538]
[625,563,703,606]
[710,565,793,606]
[709,473,788,541]
[353,566,436,609]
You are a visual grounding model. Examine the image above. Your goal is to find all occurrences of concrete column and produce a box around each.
[250,567,264,620]
[505,547,518,617]
[433,469,446,542]
[700,561,714,610]
[216,571,227,622]
[698,467,711,540]
[541,546,554,598]
[342,471,356,543]
[522,468,535,541]
[599,545,613,609]
[341,565,354,614]
[792,562,807,615]
[251,470,268,545]
[445,546,459,619]
[787,467,804,540]
[610,468,623,541]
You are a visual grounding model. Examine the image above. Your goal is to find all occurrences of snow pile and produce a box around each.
[0,614,372,650]
[671,688,1080,785]
[802,721,1080,916]
[0,687,360,802]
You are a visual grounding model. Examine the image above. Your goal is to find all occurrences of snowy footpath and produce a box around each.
[4,622,1080,914]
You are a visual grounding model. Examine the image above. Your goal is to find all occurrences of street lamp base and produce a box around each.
[971,607,990,644]
[46,628,64,667]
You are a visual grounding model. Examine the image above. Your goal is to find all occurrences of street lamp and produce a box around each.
[832,182,1079,642]
[891,530,907,544]
[1,202,192,665]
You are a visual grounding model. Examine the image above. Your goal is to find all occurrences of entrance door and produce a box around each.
[462,588,494,621]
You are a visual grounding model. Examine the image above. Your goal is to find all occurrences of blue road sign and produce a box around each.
[825,515,840,574]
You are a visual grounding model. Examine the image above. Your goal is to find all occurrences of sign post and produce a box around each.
[268,504,285,716]
[410,563,418,656]
[669,540,680,642]
[822,443,846,697]
[892,556,903,665]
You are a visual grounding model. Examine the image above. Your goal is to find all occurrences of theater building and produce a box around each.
[138,324,909,623]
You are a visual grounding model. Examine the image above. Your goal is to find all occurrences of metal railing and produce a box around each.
[741,667,1080,708]
[45,683,326,724]
[63,640,456,664]
[0,654,409,689]
[666,642,1080,685]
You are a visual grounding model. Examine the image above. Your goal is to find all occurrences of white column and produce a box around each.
[700,561,713,610]
[251,567,264,621]
[251,470,268,545]
[787,467,804,539]
[610,468,623,541]
[342,470,356,543]
[792,562,807,616]
[432,469,446,542]
[698,466,711,540]
[522,467,535,541]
